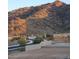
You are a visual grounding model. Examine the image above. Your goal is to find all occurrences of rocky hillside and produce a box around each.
[8,0,70,36]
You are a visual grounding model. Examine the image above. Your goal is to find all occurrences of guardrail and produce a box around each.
[8,44,24,51]
[8,40,33,51]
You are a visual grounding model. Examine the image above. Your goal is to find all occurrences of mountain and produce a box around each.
[8,0,70,36]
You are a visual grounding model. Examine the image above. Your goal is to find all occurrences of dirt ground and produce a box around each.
[8,47,70,59]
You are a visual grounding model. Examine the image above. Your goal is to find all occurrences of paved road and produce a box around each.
[9,47,69,59]
[9,42,70,59]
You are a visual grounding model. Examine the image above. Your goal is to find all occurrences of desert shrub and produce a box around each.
[33,37,43,44]
[18,37,26,51]
[18,37,26,46]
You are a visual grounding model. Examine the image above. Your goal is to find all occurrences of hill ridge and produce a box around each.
[8,1,70,36]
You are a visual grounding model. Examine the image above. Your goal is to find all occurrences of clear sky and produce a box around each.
[8,0,70,11]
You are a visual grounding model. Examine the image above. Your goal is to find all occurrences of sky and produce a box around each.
[8,0,70,11]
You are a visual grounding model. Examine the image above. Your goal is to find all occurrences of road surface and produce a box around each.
[9,42,70,59]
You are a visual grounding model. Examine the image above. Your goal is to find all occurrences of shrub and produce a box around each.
[33,37,43,44]
[18,37,26,46]
[18,37,26,51]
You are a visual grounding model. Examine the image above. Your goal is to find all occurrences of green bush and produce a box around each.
[33,37,43,44]
[18,37,26,51]
[18,37,26,46]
